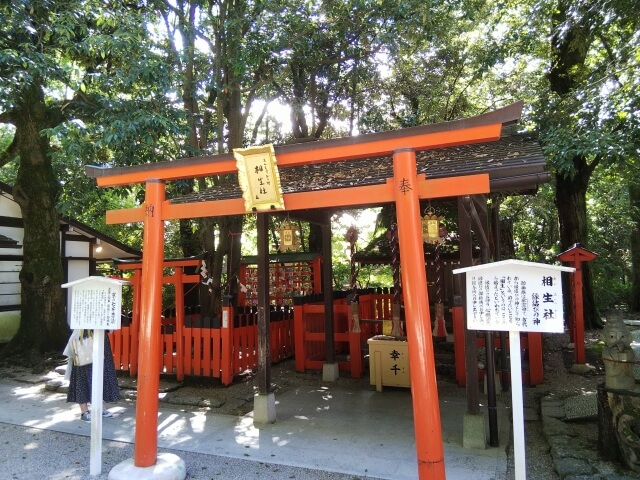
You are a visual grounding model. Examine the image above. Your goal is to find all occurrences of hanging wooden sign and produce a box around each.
[421,207,444,244]
[234,143,285,212]
[278,220,301,252]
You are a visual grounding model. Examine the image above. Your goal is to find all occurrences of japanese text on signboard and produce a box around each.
[69,286,121,330]
[389,348,403,376]
[467,270,564,333]
[234,144,285,212]
[247,154,276,203]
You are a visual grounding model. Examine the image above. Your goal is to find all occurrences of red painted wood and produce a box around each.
[527,333,543,385]
[221,305,234,385]
[134,179,165,467]
[558,244,597,365]
[393,148,445,479]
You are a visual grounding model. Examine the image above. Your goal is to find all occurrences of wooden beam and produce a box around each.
[257,212,271,395]
[103,174,490,224]
[134,179,165,467]
[322,219,335,364]
[105,207,145,225]
[458,196,480,415]
[89,124,502,187]
[416,174,489,199]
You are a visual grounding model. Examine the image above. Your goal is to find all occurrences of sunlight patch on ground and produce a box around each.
[12,384,43,399]
[272,435,290,447]
[234,415,259,448]
[187,412,207,434]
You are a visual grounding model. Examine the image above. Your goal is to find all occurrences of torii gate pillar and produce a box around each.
[110,179,187,480]
[393,148,445,479]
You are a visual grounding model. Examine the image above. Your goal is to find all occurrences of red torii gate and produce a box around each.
[87,102,525,480]
[558,243,598,367]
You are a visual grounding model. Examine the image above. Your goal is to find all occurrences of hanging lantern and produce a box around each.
[278,220,301,252]
[422,207,445,244]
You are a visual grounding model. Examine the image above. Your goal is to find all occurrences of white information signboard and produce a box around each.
[61,276,129,476]
[453,259,574,333]
[453,260,574,480]
[62,276,128,330]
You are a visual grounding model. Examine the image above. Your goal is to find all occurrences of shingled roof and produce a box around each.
[169,131,547,206]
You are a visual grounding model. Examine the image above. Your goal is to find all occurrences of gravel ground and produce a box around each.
[0,423,379,480]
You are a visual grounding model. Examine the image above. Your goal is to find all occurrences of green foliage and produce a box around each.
[587,166,634,311]
[1,0,638,326]
[504,166,636,312]
[0,125,14,155]
[330,209,392,290]
[502,184,560,263]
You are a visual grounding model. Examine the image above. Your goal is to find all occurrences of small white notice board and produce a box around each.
[62,276,129,476]
[453,260,574,480]
[63,276,128,330]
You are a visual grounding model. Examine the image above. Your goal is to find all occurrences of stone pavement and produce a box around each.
[0,362,510,480]
[539,393,640,480]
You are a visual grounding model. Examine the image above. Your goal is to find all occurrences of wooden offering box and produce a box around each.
[368,335,410,391]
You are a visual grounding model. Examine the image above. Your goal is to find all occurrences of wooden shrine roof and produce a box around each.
[170,131,547,207]
[85,102,549,219]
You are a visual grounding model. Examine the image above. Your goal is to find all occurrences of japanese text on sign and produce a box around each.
[248,155,274,200]
[69,286,122,330]
[234,144,285,212]
[453,260,574,333]
[389,349,402,375]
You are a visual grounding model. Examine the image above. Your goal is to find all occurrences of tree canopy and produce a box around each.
[0,0,638,362]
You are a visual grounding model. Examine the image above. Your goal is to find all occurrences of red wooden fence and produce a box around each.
[451,305,543,386]
[109,305,295,386]
[292,293,399,379]
[109,290,544,387]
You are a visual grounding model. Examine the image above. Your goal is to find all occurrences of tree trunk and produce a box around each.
[308,223,323,252]
[498,218,515,259]
[555,163,602,329]
[630,182,640,312]
[547,2,601,329]
[4,86,67,362]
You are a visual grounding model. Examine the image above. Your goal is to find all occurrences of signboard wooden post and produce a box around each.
[453,260,574,480]
[62,276,128,476]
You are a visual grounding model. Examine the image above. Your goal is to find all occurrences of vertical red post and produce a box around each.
[567,280,576,343]
[175,268,185,381]
[130,269,141,376]
[393,148,445,479]
[527,332,543,385]
[558,244,597,366]
[221,297,234,385]
[452,305,466,387]
[294,299,306,372]
[572,263,586,364]
[134,179,165,467]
